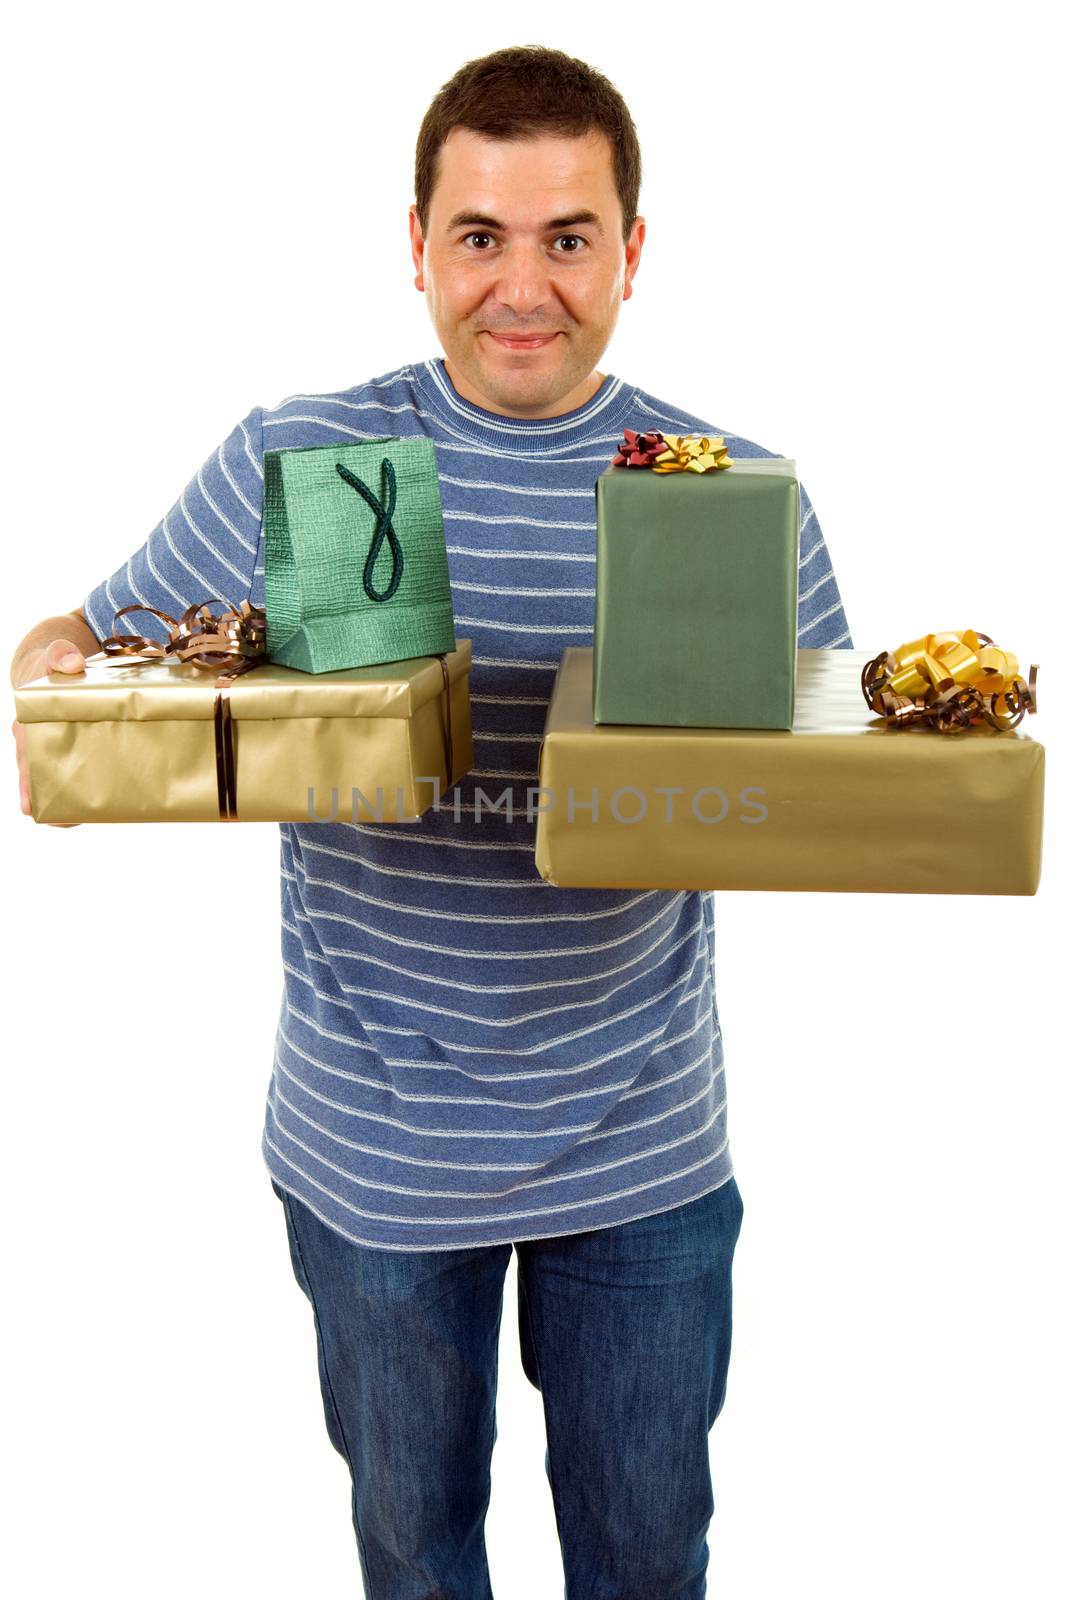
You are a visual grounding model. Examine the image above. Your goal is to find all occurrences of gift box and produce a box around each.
[15,633,474,825]
[534,646,1044,895]
[594,447,799,729]
[264,436,457,673]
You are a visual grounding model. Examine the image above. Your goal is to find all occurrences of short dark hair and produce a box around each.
[414,45,642,241]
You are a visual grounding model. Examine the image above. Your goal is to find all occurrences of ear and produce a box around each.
[622,216,646,303]
[409,205,426,293]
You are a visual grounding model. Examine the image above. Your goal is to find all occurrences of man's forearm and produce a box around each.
[9,611,101,688]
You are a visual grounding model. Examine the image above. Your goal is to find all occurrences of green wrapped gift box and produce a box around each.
[593,457,799,728]
[264,436,456,673]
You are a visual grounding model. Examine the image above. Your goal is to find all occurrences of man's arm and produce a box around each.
[78,406,265,648]
[796,482,853,650]
[11,406,265,819]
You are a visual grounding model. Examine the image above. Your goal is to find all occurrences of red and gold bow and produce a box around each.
[612,428,733,472]
[862,629,1038,733]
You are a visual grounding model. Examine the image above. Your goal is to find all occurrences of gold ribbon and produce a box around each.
[651,434,734,473]
[861,629,1039,733]
[98,598,455,818]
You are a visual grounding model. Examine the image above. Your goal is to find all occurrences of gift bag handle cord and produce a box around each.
[335,458,405,603]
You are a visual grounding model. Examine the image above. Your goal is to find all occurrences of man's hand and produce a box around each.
[12,635,90,824]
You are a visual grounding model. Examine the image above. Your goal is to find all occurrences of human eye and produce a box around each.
[553,234,588,253]
[461,231,496,250]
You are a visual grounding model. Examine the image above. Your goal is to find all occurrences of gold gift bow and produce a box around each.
[98,600,456,818]
[652,434,734,473]
[861,629,1038,733]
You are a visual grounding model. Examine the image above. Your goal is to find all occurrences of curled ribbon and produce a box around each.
[612,428,733,473]
[861,629,1039,733]
[97,597,456,817]
[100,598,268,675]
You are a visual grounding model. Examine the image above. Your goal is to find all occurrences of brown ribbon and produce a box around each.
[861,629,1039,733]
[438,651,453,791]
[99,600,455,819]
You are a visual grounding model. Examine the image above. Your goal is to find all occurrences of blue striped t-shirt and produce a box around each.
[82,357,852,1253]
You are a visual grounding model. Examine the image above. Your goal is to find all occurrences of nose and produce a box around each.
[491,240,555,319]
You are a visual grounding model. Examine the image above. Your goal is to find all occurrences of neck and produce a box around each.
[442,358,605,419]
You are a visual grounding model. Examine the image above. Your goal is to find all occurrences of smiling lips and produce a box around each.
[486,332,559,349]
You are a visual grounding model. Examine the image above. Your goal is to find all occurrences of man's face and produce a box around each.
[409,127,645,419]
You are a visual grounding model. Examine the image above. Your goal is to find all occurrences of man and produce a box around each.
[11,44,851,1600]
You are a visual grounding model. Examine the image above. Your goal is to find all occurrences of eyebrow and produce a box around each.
[446,209,604,235]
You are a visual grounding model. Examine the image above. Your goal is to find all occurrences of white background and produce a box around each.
[3,2,1063,1596]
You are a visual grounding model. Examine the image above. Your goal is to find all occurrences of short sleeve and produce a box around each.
[81,406,265,648]
[795,481,852,650]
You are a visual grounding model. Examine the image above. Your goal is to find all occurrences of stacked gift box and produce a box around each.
[534,428,1044,896]
[15,437,474,825]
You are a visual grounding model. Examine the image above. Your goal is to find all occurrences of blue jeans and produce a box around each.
[270,1174,744,1600]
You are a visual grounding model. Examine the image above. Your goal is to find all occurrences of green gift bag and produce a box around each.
[263,436,456,673]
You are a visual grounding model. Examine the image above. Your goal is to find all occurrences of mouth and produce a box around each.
[484,332,560,350]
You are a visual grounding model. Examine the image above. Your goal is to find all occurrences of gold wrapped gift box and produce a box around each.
[534,647,1044,895]
[15,640,473,825]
